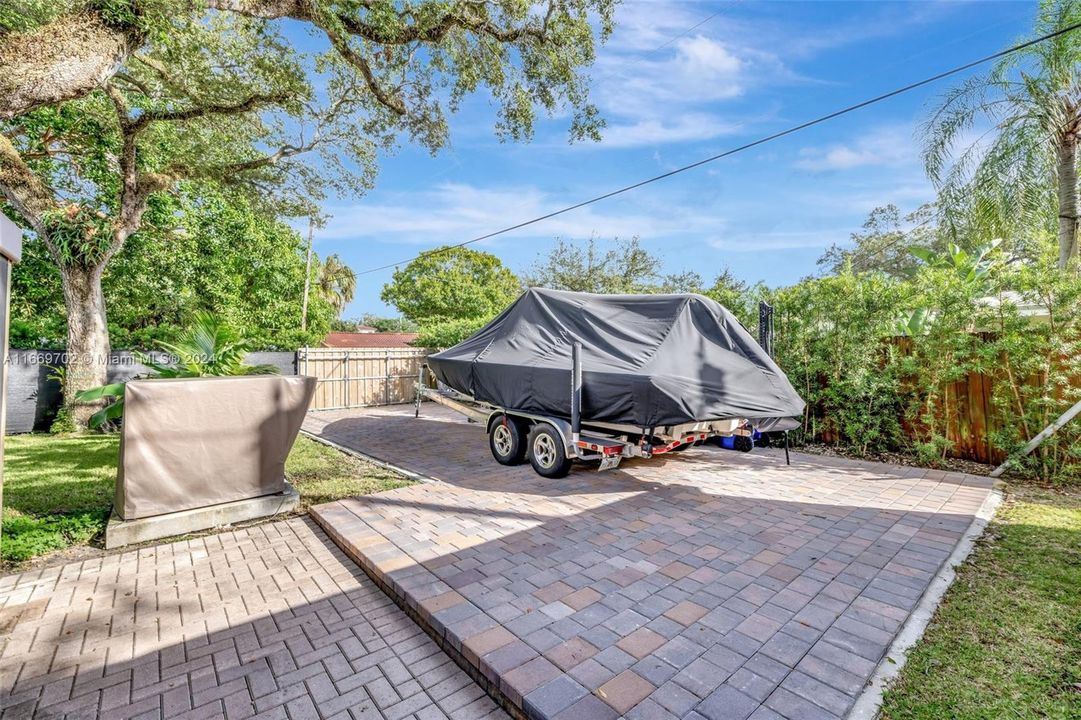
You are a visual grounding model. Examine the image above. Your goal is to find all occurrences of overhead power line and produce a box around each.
[357,20,1081,277]
[652,8,725,52]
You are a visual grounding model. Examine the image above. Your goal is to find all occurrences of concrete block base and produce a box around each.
[105,483,300,549]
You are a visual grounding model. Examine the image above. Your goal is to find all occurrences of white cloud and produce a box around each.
[581,0,793,149]
[707,228,857,252]
[318,182,731,248]
[592,34,747,115]
[795,125,916,171]
[575,0,963,150]
[600,113,741,148]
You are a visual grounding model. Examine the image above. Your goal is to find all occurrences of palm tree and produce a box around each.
[318,254,357,317]
[923,0,1081,268]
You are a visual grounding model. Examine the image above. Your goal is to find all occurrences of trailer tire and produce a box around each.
[734,435,754,453]
[527,424,573,478]
[488,414,527,465]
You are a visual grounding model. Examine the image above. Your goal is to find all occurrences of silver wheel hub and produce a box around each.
[493,424,513,455]
[533,433,557,468]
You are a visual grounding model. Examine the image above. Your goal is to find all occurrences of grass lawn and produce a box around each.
[881,484,1081,720]
[1,433,410,566]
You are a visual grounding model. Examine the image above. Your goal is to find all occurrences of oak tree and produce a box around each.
[0,0,614,424]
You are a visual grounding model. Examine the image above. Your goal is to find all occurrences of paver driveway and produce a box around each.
[0,518,507,720]
[305,405,996,720]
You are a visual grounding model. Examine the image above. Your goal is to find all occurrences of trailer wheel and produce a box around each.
[488,414,527,465]
[734,435,754,453]
[527,424,573,478]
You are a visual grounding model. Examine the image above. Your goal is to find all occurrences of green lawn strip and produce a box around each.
[284,435,411,508]
[881,485,1081,720]
[1,433,409,565]
[2,434,118,563]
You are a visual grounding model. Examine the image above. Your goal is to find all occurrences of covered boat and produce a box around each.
[427,288,804,432]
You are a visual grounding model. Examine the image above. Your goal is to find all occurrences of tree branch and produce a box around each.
[129,91,292,134]
[113,71,154,97]
[0,133,60,253]
[205,0,545,45]
[319,26,406,115]
[1,3,552,124]
[0,11,136,120]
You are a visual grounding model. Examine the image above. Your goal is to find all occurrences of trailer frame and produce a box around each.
[414,362,749,477]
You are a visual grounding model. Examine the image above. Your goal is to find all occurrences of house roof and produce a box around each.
[320,331,420,348]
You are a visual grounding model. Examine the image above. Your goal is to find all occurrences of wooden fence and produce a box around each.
[815,334,1081,465]
[935,370,1000,464]
[298,347,428,410]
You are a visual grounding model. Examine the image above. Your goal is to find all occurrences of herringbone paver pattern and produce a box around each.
[305,405,995,720]
[0,517,507,720]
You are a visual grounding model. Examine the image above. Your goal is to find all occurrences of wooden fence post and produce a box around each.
[344,350,350,408]
[384,350,391,406]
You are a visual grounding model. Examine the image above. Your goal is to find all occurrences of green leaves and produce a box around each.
[74,312,279,428]
[41,203,116,268]
[317,254,356,317]
[381,245,522,342]
[523,236,665,295]
[74,382,125,402]
[73,382,125,429]
[895,306,931,338]
[910,238,1003,287]
[380,245,523,348]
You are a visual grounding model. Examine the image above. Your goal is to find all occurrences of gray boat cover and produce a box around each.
[427,288,804,430]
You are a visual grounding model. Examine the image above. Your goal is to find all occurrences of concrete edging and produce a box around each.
[301,429,437,485]
[846,482,1005,720]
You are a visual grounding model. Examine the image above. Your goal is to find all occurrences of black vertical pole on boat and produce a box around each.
[571,342,583,442]
[784,431,790,466]
[758,301,774,358]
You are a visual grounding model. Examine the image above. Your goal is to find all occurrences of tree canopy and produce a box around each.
[380,245,522,346]
[0,0,616,424]
[12,185,335,350]
[524,236,662,294]
[524,236,757,322]
[817,204,945,278]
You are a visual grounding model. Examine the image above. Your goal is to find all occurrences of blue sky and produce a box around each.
[299,0,1036,319]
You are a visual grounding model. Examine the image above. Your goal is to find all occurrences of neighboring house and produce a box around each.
[320,331,419,348]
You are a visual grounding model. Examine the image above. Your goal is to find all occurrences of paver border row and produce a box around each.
[311,501,530,720]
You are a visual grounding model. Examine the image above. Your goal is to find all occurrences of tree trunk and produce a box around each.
[301,219,313,332]
[1056,135,1079,269]
[61,264,110,428]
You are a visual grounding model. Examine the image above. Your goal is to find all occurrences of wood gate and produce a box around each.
[298,347,428,410]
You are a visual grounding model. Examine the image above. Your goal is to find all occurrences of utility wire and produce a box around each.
[652,8,726,52]
[357,20,1081,277]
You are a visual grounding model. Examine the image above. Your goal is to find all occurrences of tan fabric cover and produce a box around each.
[116,375,316,520]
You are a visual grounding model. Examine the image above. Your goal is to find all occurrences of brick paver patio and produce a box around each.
[305,404,996,720]
[0,517,506,720]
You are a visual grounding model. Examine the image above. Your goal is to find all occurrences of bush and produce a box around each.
[770,270,910,454]
[772,247,1081,484]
